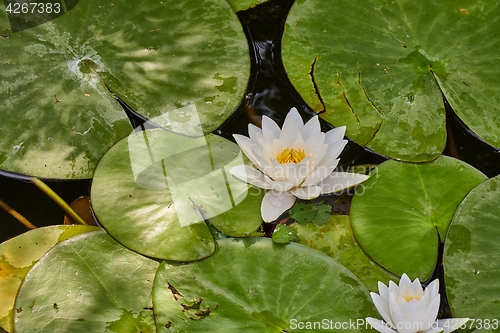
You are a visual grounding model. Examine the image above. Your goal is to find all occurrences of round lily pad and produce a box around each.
[152,237,376,332]
[227,0,270,12]
[0,225,100,332]
[291,214,396,291]
[91,129,263,261]
[350,156,486,279]
[282,0,500,161]
[0,0,249,178]
[14,231,159,333]
[444,175,500,325]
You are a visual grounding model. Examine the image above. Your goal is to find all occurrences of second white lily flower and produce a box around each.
[230,107,369,222]
[366,274,469,333]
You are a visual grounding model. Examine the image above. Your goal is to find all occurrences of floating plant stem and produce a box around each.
[31,177,88,225]
[0,199,37,230]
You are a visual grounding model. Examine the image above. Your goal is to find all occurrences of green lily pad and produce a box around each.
[291,214,396,291]
[227,0,270,12]
[350,156,486,279]
[14,231,159,333]
[271,223,299,244]
[0,225,100,333]
[444,175,500,329]
[282,0,500,161]
[91,129,263,260]
[0,0,249,178]
[289,202,332,226]
[209,186,265,237]
[153,237,376,332]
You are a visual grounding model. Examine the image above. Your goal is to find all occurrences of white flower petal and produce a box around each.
[268,181,294,192]
[269,160,310,186]
[403,299,426,329]
[308,144,329,170]
[314,139,347,170]
[325,125,346,144]
[248,123,262,142]
[301,115,321,141]
[305,132,326,158]
[261,116,281,140]
[388,294,417,333]
[390,311,415,333]
[261,190,296,222]
[371,292,394,327]
[267,139,288,160]
[388,280,399,296]
[421,294,440,329]
[285,107,304,128]
[255,132,277,160]
[421,327,444,333]
[290,184,322,200]
[365,318,398,333]
[410,277,423,295]
[437,318,468,333]
[233,134,260,167]
[378,281,390,302]
[290,138,307,153]
[230,165,292,192]
[300,161,338,187]
[251,146,273,170]
[319,172,369,194]
[280,113,303,146]
[424,279,439,304]
[230,165,272,190]
[399,274,413,288]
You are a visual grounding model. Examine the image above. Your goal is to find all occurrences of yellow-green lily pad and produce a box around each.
[0,225,100,332]
[14,231,159,333]
[291,214,396,291]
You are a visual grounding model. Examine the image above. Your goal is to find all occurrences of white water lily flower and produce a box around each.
[366,274,469,333]
[230,107,369,222]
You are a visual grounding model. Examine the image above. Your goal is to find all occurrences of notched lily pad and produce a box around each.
[91,129,262,261]
[282,0,500,161]
[152,238,376,332]
[350,156,486,279]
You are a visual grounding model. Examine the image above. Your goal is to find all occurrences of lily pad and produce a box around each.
[0,225,100,333]
[14,231,159,333]
[91,129,262,260]
[291,214,396,291]
[271,223,299,244]
[152,237,376,332]
[209,186,265,237]
[227,0,270,12]
[0,0,249,178]
[350,156,486,279]
[282,0,500,161]
[444,175,500,328]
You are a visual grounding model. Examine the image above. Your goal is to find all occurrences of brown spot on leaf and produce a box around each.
[167,282,183,301]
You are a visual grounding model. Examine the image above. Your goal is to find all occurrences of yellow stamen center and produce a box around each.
[276,148,306,164]
[403,295,421,302]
